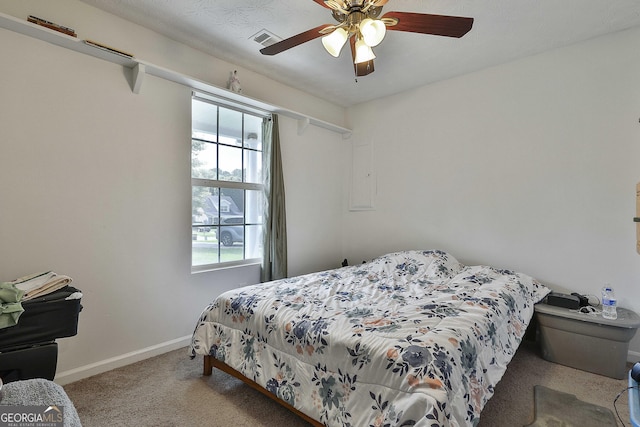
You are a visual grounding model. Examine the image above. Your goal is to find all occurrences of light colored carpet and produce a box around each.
[63,340,631,426]
[478,341,630,427]
[524,385,616,427]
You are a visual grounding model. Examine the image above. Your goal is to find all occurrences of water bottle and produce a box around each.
[601,285,617,320]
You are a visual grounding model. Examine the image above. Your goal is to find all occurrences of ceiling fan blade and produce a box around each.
[382,12,474,38]
[362,0,388,13]
[323,0,350,14]
[260,24,334,55]
[370,0,389,8]
[311,0,331,8]
[355,59,375,77]
[349,36,375,77]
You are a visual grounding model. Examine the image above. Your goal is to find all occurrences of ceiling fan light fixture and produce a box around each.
[354,37,376,64]
[359,18,386,47]
[321,27,348,57]
[261,2,474,78]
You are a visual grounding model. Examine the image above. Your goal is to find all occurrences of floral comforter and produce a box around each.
[189,250,549,426]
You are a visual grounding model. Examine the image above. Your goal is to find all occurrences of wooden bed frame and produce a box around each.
[203,355,323,427]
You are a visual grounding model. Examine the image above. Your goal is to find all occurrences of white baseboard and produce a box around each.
[629,349,640,364]
[54,335,192,386]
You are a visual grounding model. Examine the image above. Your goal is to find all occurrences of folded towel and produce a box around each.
[22,276,71,301]
[9,271,72,301]
[10,271,57,293]
[0,282,24,329]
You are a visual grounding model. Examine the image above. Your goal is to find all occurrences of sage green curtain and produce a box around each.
[261,114,287,281]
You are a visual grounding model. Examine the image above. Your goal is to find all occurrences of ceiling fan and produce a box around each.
[260,0,474,77]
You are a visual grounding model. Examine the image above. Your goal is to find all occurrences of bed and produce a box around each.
[189,250,549,426]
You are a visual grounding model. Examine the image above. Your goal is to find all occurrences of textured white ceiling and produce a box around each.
[79,0,640,107]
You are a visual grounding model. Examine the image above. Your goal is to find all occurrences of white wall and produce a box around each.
[345,26,640,355]
[279,118,347,277]
[0,0,346,382]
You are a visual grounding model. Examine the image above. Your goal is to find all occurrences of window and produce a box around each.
[191,95,266,271]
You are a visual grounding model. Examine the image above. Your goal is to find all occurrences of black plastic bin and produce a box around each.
[0,286,82,351]
[0,286,82,382]
[0,342,58,382]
